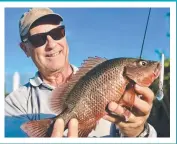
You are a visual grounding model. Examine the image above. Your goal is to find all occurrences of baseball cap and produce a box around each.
[19,8,63,42]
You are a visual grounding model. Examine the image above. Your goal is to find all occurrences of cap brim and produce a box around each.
[30,14,63,28]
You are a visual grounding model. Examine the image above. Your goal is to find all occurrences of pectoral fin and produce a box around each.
[118,83,136,121]
[121,83,136,109]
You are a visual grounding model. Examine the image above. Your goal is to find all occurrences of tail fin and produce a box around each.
[21,118,54,137]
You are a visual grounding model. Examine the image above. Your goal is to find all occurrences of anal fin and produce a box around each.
[21,118,54,137]
[78,124,97,137]
[78,120,98,137]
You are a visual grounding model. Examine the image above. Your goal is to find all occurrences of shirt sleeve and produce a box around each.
[5,87,29,116]
[5,87,30,137]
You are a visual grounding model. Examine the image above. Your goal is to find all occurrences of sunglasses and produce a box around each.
[27,25,65,47]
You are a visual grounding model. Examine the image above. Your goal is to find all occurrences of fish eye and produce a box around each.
[139,61,147,66]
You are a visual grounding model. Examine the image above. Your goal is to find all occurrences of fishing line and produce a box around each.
[139,8,151,58]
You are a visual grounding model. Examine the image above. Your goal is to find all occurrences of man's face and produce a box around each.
[24,24,69,73]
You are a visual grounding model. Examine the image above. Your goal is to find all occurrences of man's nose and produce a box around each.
[45,35,57,50]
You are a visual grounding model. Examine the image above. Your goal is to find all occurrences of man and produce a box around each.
[5,8,157,137]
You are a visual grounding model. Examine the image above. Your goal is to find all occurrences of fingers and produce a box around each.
[123,84,154,105]
[134,85,154,115]
[103,114,121,123]
[103,102,136,123]
[51,118,64,137]
[133,96,152,115]
[122,84,154,115]
[51,118,78,137]
[134,84,154,104]
[67,118,78,137]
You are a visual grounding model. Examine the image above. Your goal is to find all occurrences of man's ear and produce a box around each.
[19,42,31,57]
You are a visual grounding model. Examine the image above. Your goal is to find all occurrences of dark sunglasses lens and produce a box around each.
[50,26,65,40]
[28,26,65,47]
[28,34,46,47]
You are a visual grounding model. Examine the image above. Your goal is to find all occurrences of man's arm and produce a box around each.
[5,91,27,116]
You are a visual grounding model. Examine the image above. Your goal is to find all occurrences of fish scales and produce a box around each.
[20,57,161,137]
[63,59,128,124]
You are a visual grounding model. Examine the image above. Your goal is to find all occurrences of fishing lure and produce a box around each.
[156,53,164,101]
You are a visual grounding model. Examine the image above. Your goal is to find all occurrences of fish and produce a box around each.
[21,57,161,137]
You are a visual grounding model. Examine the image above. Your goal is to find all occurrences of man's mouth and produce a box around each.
[46,50,62,57]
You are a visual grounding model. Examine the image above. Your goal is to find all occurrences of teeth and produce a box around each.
[48,51,60,57]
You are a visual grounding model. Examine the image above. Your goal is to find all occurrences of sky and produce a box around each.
[5,7,170,93]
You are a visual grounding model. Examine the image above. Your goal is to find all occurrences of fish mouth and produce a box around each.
[125,62,162,87]
[153,63,161,79]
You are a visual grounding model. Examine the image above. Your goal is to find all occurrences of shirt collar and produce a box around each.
[29,64,79,87]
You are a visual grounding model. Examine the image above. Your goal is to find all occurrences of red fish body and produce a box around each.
[21,57,161,137]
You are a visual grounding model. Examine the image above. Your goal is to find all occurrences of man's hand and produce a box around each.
[103,84,154,137]
[51,118,78,137]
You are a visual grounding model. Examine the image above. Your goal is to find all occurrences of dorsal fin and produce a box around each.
[50,56,107,114]
[72,56,107,83]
